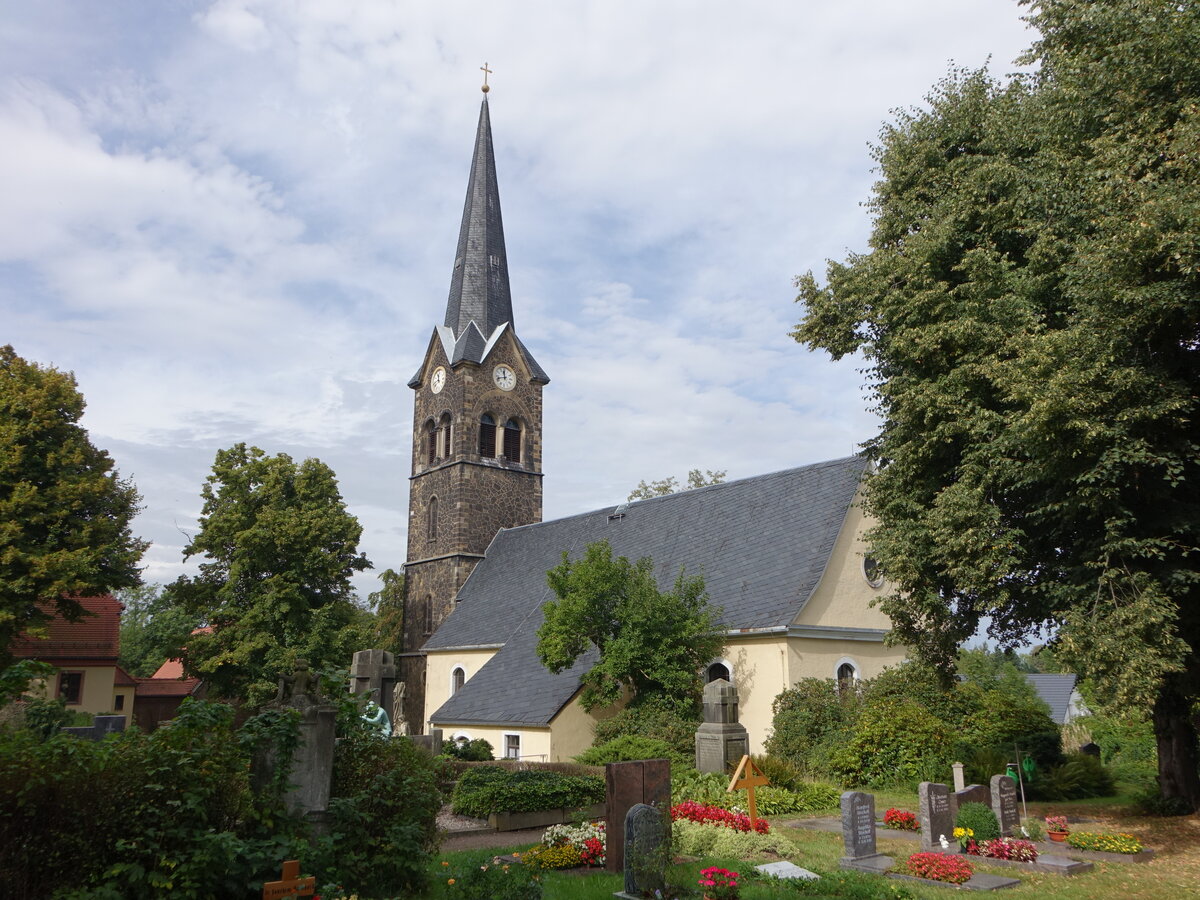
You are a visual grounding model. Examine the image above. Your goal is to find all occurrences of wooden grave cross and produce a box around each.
[726,754,770,827]
[262,860,316,900]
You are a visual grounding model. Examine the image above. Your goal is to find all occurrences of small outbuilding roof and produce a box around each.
[429,455,869,729]
[1025,673,1080,725]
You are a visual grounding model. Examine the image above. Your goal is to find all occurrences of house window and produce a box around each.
[58,671,83,705]
[503,733,520,760]
[479,414,496,458]
[451,666,465,696]
[837,661,858,694]
[427,496,438,541]
[706,662,731,683]
[114,694,125,711]
[862,555,884,588]
[502,418,521,462]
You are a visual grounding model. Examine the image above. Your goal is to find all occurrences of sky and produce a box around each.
[1,1,1037,599]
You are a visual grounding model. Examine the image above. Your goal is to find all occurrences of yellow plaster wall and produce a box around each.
[436,724,554,762]
[721,636,789,756]
[423,648,499,730]
[793,491,893,631]
[546,689,623,762]
[786,637,903,683]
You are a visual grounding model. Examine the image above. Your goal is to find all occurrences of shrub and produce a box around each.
[775,869,917,899]
[443,736,495,761]
[1030,753,1115,800]
[1018,817,1045,841]
[884,808,920,831]
[574,734,687,770]
[829,698,952,787]
[521,843,581,869]
[319,726,442,898]
[673,770,737,808]
[592,697,700,757]
[451,766,605,818]
[670,820,794,859]
[901,852,973,884]
[1066,831,1145,854]
[955,802,1001,843]
[752,754,808,791]
[1133,783,1193,817]
[765,678,856,771]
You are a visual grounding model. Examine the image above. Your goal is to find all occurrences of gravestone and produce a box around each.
[266,659,337,830]
[838,791,891,874]
[1079,741,1101,758]
[617,803,668,899]
[990,774,1019,836]
[694,679,750,774]
[918,782,954,851]
[410,728,444,756]
[348,649,396,721]
[756,861,819,881]
[605,759,671,875]
[955,783,990,813]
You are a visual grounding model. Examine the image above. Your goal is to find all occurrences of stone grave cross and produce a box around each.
[727,754,769,827]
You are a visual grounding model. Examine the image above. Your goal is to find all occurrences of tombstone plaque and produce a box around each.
[621,803,667,899]
[918,782,954,851]
[990,774,1020,836]
[840,791,877,859]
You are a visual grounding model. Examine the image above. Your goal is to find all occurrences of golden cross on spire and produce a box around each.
[480,62,493,93]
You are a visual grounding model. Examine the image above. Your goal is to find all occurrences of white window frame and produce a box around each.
[834,657,860,683]
[502,732,521,760]
[704,657,735,684]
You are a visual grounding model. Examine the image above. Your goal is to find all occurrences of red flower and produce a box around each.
[670,801,770,834]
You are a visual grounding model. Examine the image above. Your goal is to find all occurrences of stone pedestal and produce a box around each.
[694,679,749,774]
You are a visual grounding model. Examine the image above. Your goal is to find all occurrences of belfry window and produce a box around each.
[425,420,438,464]
[479,414,496,458]
[502,418,521,462]
[439,414,453,459]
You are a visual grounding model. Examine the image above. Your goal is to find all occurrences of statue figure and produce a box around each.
[392,681,410,736]
[275,658,321,708]
[362,700,391,737]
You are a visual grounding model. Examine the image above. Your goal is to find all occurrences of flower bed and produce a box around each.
[883,808,919,831]
[1066,831,1144,854]
[671,801,770,834]
[698,866,740,899]
[899,852,973,884]
[520,820,606,869]
[966,837,1039,862]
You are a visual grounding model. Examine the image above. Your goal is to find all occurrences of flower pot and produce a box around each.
[1048,831,1067,842]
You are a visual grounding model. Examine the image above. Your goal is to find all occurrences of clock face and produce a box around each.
[430,367,446,394]
[493,364,516,391]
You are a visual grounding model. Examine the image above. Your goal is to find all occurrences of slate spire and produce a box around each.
[443,97,513,340]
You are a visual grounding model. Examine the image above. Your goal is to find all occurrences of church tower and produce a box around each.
[399,92,549,731]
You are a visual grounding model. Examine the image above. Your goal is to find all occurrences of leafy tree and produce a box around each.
[628,468,726,501]
[0,345,146,669]
[536,540,725,712]
[366,567,405,655]
[169,443,372,705]
[116,583,201,677]
[793,0,1200,809]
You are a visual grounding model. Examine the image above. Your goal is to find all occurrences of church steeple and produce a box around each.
[444,98,513,340]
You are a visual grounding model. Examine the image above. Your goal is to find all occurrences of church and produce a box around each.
[398,89,907,760]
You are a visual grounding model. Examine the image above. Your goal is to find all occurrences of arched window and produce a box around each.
[451,666,465,696]
[706,661,731,683]
[422,594,433,636]
[502,418,521,462]
[425,419,438,464]
[427,496,438,541]
[439,413,453,460]
[479,414,496,458]
[837,661,857,694]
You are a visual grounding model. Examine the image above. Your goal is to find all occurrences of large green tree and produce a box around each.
[794,0,1199,809]
[628,468,726,501]
[116,584,201,678]
[536,540,725,712]
[170,443,373,705]
[0,345,146,668]
[366,567,405,655]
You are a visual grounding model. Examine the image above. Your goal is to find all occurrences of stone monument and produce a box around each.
[391,681,410,736]
[269,658,337,830]
[838,791,891,874]
[348,648,396,718]
[694,679,749,774]
[918,782,954,851]
[615,803,668,900]
[990,774,1020,836]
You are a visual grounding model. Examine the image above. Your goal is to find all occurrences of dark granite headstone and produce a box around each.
[840,791,877,859]
[1079,742,1101,758]
[694,679,750,774]
[955,783,990,812]
[622,803,667,898]
[918,782,953,851]
[990,774,1019,836]
[605,759,671,875]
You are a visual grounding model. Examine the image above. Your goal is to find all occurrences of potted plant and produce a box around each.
[1045,815,1069,842]
[953,826,975,853]
[698,866,740,900]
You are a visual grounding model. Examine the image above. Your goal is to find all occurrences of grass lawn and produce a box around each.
[423,791,1200,900]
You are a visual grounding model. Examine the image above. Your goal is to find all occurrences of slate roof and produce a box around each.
[1025,673,1080,724]
[428,455,869,728]
[407,97,548,388]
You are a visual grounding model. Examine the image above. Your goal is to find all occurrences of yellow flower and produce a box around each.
[441,861,449,867]
[447,878,455,885]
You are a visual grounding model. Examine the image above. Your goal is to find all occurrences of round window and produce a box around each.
[862,555,884,588]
